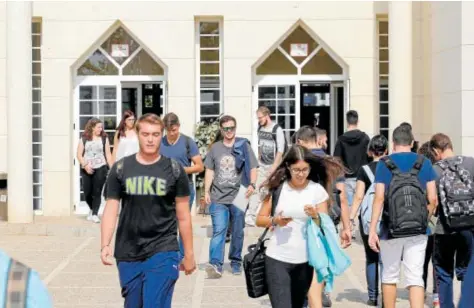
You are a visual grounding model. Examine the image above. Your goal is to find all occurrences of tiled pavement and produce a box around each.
[0,216,461,307]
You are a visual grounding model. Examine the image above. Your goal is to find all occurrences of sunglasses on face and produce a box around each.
[222,126,236,132]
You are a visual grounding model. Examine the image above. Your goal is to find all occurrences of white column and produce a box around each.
[6,1,33,223]
[389,1,413,139]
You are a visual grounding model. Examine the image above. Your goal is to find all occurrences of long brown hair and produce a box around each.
[263,145,344,203]
[82,118,107,141]
[116,110,136,138]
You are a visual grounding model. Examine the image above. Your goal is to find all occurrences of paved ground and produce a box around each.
[0,216,461,307]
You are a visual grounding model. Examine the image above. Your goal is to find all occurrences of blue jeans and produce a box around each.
[209,203,245,271]
[117,251,180,308]
[434,230,474,308]
[359,218,381,300]
[178,183,195,260]
[344,177,357,208]
[459,231,474,308]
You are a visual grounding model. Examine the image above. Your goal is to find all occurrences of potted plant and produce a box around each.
[193,117,221,214]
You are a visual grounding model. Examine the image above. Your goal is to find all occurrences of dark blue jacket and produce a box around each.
[232,137,252,188]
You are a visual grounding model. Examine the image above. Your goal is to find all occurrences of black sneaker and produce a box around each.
[367,299,378,306]
[322,292,332,307]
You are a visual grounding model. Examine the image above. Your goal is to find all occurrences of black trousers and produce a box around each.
[265,256,313,308]
[81,165,108,215]
[423,235,437,293]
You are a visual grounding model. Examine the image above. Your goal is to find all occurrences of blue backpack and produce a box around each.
[360,165,381,235]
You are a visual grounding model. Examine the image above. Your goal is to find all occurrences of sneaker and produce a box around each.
[205,263,222,279]
[87,211,93,221]
[225,234,231,243]
[92,215,101,223]
[231,263,242,275]
[322,292,332,307]
[432,293,440,307]
[366,299,378,306]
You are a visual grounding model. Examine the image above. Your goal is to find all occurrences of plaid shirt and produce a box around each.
[0,249,52,308]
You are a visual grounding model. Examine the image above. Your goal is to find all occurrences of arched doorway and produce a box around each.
[72,23,167,214]
[252,22,348,154]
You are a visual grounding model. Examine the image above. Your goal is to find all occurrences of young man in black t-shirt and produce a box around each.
[100,113,196,308]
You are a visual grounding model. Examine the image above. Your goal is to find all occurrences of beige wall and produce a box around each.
[0,2,6,173]
[25,1,376,215]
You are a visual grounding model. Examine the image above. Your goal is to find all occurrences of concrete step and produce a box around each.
[0,214,265,238]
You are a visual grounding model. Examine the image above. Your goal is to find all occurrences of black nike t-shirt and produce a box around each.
[106,155,190,261]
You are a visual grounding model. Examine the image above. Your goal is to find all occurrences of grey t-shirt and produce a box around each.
[434,156,474,234]
[204,141,258,204]
[258,123,285,166]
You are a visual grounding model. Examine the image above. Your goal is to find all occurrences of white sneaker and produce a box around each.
[87,211,93,221]
[92,215,100,223]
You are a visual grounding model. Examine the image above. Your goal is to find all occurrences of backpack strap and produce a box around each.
[270,183,284,216]
[382,157,400,175]
[6,259,30,308]
[362,165,375,183]
[170,158,182,181]
[409,154,425,176]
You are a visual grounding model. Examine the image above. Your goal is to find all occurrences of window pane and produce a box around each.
[200,22,219,35]
[33,144,42,156]
[379,102,389,115]
[99,87,116,100]
[256,49,297,75]
[77,50,119,76]
[33,49,41,61]
[33,117,41,129]
[200,50,219,62]
[99,117,117,130]
[379,21,388,35]
[33,157,42,170]
[200,90,220,102]
[80,86,96,100]
[280,26,319,64]
[33,198,42,210]
[258,100,276,114]
[200,103,220,115]
[380,116,389,129]
[123,49,164,75]
[101,27,140,64]
[32,35,41,47]
[277,100,296,114]
[379,36,388,48]
[277,115,295,130]
[379,62,389,75]
[98,101,117,115]
[33,185,42,198]
[380,89,389,101]
[380,129,389,140]
[200,76,220,89]
[302,49,343,75]
[79,116,93,129]
[258,86,276,99]
[32,90,41,102]
[277,86,295,99]
[379,49,388,62]
[33,171,41,184]
[32,130,42,143]
[80,101,94,115]
[32,103,41,116]
[32,22,42,34]
[32,62,41,75]
[200,63,219,75]
[200,36,219,48]
[32,76,41,88]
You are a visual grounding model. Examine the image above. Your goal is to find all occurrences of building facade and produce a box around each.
[0,1,472,221]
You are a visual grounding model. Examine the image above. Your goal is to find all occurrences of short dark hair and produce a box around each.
[219,115,237,127]
[346,110,358,125]
[418,141,436,163]
[392,125,414,146]
[163,112,180,128]
[294,126,317,143]
[368,134,388,156]
[399,122,412,131]
[429,133,453,152]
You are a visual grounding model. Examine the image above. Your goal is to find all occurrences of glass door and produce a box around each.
[74,84,121,214]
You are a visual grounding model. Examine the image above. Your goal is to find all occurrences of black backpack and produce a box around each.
[382,155,428,238]
[329,188,342,226]
[257,124,288,154]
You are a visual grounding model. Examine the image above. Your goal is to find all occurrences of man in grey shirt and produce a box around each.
[204,115,258,278]
[430,133,474,308]
[245,106,286,226]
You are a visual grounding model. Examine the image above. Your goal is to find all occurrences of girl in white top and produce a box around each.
[256,145,344,308]
[112,110,139,163]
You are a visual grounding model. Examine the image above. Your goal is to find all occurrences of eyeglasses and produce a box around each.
[126,118,136,122]
[289,167,311,175]
[222,126,236,132]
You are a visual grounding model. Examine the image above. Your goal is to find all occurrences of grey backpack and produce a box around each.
[437,156,474,231]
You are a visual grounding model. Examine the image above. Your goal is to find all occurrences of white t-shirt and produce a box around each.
[265,180,329,264]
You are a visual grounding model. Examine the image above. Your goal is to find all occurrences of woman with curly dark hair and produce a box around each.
[256,145,344,308]
[76,118,113,223]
